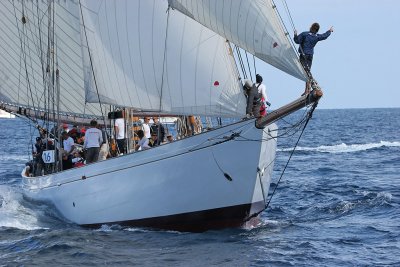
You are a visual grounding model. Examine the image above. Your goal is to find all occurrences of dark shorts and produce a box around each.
[116,138,126,154]
[86,147,100,164]
[300,54,313,72]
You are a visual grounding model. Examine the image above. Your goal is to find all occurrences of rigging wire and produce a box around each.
[0,1,109,118]
[241,100,320,223]
[281,0,296,31]
[274,0,311,79]
[264,101,319,211]
[157,6,171,141]
[244,51,253,81]
[9,1,104,119]
[253,55,257,77]
[78,0,106,126]
[234,45,247,79]
[12,1,39,122]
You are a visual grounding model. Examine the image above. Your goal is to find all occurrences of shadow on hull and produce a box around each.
[83,201,265,232]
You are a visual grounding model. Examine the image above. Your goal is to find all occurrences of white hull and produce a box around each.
[22,120,277,231]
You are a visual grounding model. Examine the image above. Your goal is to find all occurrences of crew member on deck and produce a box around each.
[149,132,160,147]
[244,76,270,118]
[255,74,270,117]
[62,131,75,156]
[83,120,103,164]
[150,117,165,143]
[142,117,151,139]
[135,130,150,151]
[114,111,126,154]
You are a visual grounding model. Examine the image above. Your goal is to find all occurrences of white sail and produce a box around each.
[0,1,102,117]
[168,0,307,81]
[80,0,246,117]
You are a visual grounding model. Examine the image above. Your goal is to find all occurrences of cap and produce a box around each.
[256,74,263,83]
[36,137,41,142]
[243,79,253,88]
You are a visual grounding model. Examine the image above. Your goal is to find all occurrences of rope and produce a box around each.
[234,45,247,79]
[159,7,170,113]
[155,6,171,140]
[175,116,187,139]
[264,101,319,211]
[245,51,253,81]
[272,0,310,77]
[12,2,38,120]
[242,100,319,223]
[253,55,257,78]
[281,0,296,31]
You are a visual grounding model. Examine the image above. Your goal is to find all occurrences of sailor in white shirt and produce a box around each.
[114,114,126,154]
[142,117,151,138]
[62,131,75,155]
[135,130,150,151]
[83,120,103,163]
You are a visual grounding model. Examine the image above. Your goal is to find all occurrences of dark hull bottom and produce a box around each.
[83,201,266,232]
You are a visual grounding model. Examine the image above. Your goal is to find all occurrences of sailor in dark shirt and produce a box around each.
[294,23,333,72]
[294,23,333,95]
[150,117,165,143]
[149,132,161,147]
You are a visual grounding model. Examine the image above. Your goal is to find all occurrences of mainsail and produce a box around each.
[80,0,246,117]
[168,0,307,81]
[0,1,102,117]
[0,0,306,119]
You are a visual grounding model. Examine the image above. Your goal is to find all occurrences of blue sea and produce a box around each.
[0,108,399,266]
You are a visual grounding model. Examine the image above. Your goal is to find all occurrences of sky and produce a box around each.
[257,0,400,109]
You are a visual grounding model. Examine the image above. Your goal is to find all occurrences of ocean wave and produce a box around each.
[278,141,400,154]
[95,224,115,232]
[0,154,30,161]
[330,191,393,215]
[125,227,182,234]
[0,186,45,230]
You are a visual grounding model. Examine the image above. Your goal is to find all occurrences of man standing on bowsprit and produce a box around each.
[294,22,333,95]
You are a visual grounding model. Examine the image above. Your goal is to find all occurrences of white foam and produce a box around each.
[0,154,30,161]
[0,186,44,230]
[95,224,114,232]
[278,141,400,154]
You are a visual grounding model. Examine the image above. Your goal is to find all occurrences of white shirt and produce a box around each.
[83,127,103,148]
[63,137,75,153]
[138,137,150,150]
[114,118,125,139]
[256,83,268,101]
[142,123,151,138]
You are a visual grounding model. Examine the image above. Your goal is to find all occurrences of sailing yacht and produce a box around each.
[0,0,321,231]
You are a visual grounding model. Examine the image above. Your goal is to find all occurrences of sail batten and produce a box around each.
[168,0,307,81]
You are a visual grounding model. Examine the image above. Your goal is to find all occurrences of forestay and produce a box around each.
[0,1,102,117]
[80,0,246,118]
[168,0,307,81]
